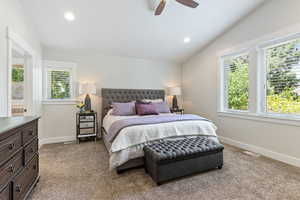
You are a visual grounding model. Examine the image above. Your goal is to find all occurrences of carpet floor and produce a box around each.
[28,141,300,200]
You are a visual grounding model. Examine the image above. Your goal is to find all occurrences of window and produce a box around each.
[222,53,250,111]
[43,61,77,102]
[264,38,300,115]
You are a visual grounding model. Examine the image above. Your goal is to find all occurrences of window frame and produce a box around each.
[218,31,300,126]
[220,50,251,113]
[257,33,300,119]
[43,60,77,104]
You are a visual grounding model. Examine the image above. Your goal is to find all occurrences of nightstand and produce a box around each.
[76,112,98,143]
[170,108,184,114]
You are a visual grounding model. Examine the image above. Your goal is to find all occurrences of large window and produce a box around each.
[222,53,249,111]
[43,61,77,101]
[220,33,300,123]
[265,39,300,115]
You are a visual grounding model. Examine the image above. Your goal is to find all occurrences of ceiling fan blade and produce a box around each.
[155,0,166,16]
[175,0,199,8]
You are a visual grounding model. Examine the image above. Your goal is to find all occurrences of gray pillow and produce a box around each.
[153,101,170,113]
[111,102,136,116]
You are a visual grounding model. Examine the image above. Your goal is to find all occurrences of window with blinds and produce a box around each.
[223,53,249,111]
[46,69,71,99]
[265,39,300,115]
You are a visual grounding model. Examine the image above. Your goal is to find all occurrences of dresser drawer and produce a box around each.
[0,183,10,200]
[0,132,22,166]
[0,151,23,191]
[22,122,37,146]
[24,139,38,165]
[13,154,38,200]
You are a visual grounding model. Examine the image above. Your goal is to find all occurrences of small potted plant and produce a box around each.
[76,101,85,113]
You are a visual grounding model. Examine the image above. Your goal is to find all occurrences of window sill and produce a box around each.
[42,99,77,105]
[218,111,300,127]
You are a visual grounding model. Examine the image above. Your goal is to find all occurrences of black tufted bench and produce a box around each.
[143,137,224,185]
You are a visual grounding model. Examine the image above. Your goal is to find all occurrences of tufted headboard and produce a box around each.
[101,88,165,120]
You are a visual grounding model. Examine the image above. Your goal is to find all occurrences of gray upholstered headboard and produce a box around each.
[101,88,165,120]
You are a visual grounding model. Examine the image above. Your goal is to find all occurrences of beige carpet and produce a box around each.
[28,141,300,200]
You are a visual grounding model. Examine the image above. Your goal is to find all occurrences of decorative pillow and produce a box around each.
[142,99,163,103]
[153,101,171,113]
[111,102,136,116]
[135,103,159,116]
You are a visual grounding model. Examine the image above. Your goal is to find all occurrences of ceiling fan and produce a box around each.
[155,0,199,16]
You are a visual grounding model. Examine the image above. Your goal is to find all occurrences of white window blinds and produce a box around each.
[46,69,72,99]
[223,53,249,111]
[265,39,300,114]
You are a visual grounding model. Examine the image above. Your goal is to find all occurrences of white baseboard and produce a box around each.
[39,136,76,147]
[219,136,300,168]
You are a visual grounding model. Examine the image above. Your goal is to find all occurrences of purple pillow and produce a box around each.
[153,101,171,113]
[111,102,136,116]
[135,103,159,116]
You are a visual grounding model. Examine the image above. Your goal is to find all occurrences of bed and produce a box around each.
[101,88,219,173]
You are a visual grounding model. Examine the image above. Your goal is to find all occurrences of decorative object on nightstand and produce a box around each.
[76,112,98,143]
[171,108,184,114]
[168,86,181,109]
[79,83,97,112]
[76,101,85,113]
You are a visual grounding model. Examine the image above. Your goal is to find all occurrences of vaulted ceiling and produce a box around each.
[20,0,265,63]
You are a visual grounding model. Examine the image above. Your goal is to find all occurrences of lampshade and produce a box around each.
[168,87,181,96]
[79,83,97,95]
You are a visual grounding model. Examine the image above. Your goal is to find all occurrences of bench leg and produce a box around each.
[218,164,223,169]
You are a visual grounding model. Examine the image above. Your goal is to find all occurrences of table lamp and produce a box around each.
[79,83,97,112]
[168,87,181,110]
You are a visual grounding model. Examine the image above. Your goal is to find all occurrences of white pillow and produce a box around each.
[107,109,113,115]
[143,99,163,103]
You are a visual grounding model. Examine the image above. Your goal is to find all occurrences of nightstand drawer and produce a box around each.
[79,128,94,135]
[80,122,94,128]
[79,116,94,122]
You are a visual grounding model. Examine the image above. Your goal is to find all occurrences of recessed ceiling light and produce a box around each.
[64,11,75,21]
[184,37,191,43]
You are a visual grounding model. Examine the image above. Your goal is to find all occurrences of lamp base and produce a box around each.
[84,94,92,111]
[172,95,178,110]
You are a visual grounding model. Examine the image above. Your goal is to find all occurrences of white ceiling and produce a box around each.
[20,0,265,63]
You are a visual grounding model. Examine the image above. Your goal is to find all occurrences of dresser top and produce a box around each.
[0,116,40,134]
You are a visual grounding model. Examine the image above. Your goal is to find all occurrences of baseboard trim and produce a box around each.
[39,136,76,147]
[219,136,300,168]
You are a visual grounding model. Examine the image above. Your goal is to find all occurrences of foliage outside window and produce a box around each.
[12,67,24,82]
[49,70,71,99]
[12,66,24,100]
[224,54,249,111]
[266,39,300,115]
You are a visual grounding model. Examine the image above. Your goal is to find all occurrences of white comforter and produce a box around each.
[103,113,218,169]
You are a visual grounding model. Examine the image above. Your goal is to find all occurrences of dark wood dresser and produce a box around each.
[0,117,40,200]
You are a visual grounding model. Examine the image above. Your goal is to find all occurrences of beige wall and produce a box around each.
[41,49,182,144]
[182,0,300,166]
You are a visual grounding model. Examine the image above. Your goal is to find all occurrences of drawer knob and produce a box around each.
[29,130,34,136]
[7,165,15,173]
[8,143,15,150]
[15,185,22,193]
[30,148,34,153]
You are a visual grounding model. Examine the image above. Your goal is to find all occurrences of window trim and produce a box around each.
[220,50,251,113]
[219,31,300,125]
[43,60,77,104]
[257,33,300,117]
